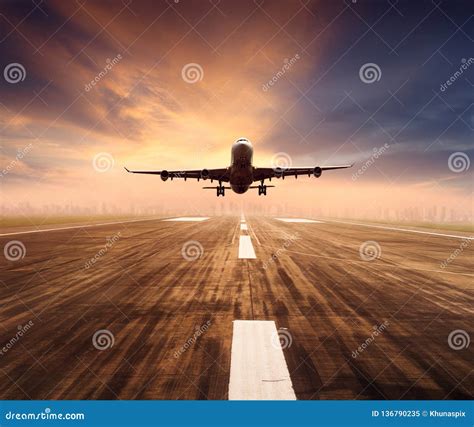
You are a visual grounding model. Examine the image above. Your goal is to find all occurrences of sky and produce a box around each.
[0,0,472,220]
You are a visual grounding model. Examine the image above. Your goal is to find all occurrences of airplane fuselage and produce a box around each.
[229,138,254,194]
[125,137,352,197]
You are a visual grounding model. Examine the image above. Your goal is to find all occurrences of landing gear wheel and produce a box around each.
[258,185,267,196]
[216,186,225,197]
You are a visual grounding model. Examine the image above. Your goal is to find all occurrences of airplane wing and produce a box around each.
[124,167,230,182]
[253,164,353,181]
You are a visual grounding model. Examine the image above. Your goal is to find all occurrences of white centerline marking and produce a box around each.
[229,320,296,400]
[240,224,248,231]
[275,218,323,223]
[162,217,210,222]
[323,219,473,240]
[0,217,162,237]
[238,235,256,259]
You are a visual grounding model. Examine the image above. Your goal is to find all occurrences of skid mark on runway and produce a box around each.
[238,236,256,259]
[278,248,473,277]
[162,217,210,222]
[243,220,261,246]
[323,219,473,240]
[249,227,261,246]
[275,218,323,223]
[0,217,163,236]
[228,320,296,400]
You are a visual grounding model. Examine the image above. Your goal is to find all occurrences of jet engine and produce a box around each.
[274,167,284,178]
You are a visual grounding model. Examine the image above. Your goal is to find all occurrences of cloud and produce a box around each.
[0,0,472,219]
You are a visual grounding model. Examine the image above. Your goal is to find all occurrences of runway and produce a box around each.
[0,216,472,400]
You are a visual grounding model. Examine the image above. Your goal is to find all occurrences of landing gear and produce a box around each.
[258,185,267,196]
[216,186,225,197]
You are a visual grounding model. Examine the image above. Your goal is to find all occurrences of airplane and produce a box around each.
[125,138,352,197]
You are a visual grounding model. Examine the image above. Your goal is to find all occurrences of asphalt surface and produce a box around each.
[0,216,472,399]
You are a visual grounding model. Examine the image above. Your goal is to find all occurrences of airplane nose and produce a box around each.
[236,138,252,148]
